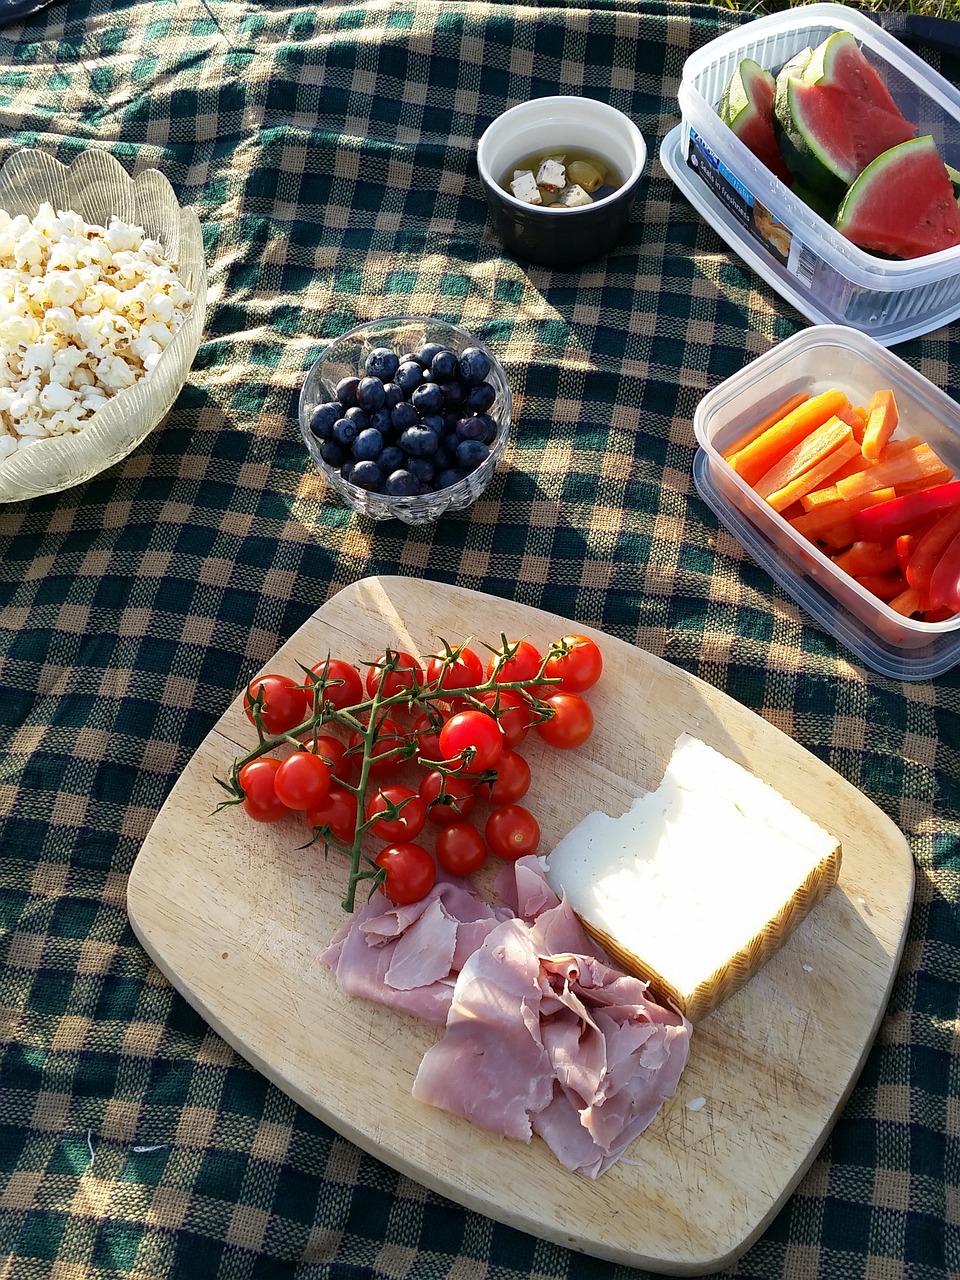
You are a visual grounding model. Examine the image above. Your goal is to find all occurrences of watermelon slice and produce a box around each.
[718,58,793,186]
[802,30,905,121]
[834,135,960,259]
[775,78,916,202]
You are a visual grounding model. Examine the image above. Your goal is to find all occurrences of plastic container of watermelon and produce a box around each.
[693,325,960,680]
[661,3,960,346]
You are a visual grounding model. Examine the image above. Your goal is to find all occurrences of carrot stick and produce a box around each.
[861,389,899,461]
[721,391,810,461]
[726,388,852,488]
[788,487,896,541]
[888,586,921,617]
[764,436,862,513]
[834,401,868,444]
[835,443,951,501]
[754,417,854,501]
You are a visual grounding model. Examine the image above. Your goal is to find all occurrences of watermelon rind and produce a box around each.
[718,57,793,185]
[775,77,915,202]
[834,135,960,259]
[801,30,904,120]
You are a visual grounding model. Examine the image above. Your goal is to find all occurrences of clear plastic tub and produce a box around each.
[692,325,960,680]
[662,3,960,345]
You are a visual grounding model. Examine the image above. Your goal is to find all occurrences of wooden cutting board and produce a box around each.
[127,576,914,1275]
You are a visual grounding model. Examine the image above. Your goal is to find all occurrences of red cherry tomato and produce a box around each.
[426,644,484,694]
[435,821,488,877]
[489,749,532,805]
[244,673,310,736]
[365,649,424,700]
[543,634,603,693]
[411,711,445,764]
[419,769,478,826]
[307,657,364,712]
[486,639,543,688]
[365,784,427,842]
[438,709,504,772]
[485,804,540,861]
[348,716,409,778]
[237,757,286,823]
[375,841,436,905]
[305,785,358,845]
[535,691,594,750]
[311,734,352,781]
[273,750,332,810]
[478,688,534,749]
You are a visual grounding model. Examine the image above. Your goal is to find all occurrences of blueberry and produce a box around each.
[399,351,425,368]
[335,376,360,407]
[400,425,439,457]
[442,380,466,411]
[456,415,487,442]
[418,342,445,367]
[333,417,359,447]
[350,459,382,490]
[356,376,386,412]
[379,444,405,473]
[383,469,420,497]
[369,407,392,435]
[407,455,435,482]
[465,382,496,414]
[364,347,399,381]
[320,440,347,468]
[420,414,445,435]
[395,360,423,393]
[456,439,489,472]
[353,427,384,461]
[459,347,491,385]
[478,413,499,445]
[382,381,404,409]
[341,461,354,482]
[411,381,443,415]
[309,401,341,439]
[390,401,418,431]
[344,405,368,430]
[435,467,464,490]
[430,348,461,384]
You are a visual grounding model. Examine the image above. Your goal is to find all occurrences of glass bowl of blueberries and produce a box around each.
[298,316,512,524]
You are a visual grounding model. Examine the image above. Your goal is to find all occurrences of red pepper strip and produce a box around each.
[854,572,908,601]
[895,533,918,573]
[905,507,960,594]
[852,479,960,542]
[927,528,960,613]
[833,540,901,576]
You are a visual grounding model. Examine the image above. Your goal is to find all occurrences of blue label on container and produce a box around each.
[686,128,792,266]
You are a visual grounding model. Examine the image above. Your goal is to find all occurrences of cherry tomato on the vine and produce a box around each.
[543,634,603,693]
[305,785,358,845]
[238,757,286,823]
[435,821,488,877]
[411,711,445,764]
[365,649,424,700]
[426,644,484,695]
[308,657,364,712]
[311,734,352,782]
[273,750,332,811]
[419,769,478,826]
[478,688,534,749]
[535,691,594,750]
[375,841,436,905]
[244,673,310,736]
[366,784,427,842]
[348,716,410,778]
[439,708,504,772]
[489,749,532,805]
[486,639,543,688]
[485,804,540,861]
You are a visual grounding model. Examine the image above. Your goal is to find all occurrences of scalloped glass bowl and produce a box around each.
[0,148,207,504]
[299,317,512,525]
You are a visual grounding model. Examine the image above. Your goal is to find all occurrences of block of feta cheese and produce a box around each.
[545,734,842,1022]
[554,183,593,208]
[510,170,542,205]
[535,157,566,194]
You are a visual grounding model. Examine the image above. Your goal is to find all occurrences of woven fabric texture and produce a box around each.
[0,0,957,1277]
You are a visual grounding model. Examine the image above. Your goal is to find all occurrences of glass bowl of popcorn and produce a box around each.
[0,148,207,503]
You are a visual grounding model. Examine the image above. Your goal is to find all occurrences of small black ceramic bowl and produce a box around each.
[476,96,647,269]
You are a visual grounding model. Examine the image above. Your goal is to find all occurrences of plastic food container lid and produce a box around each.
[693,325,960,681]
